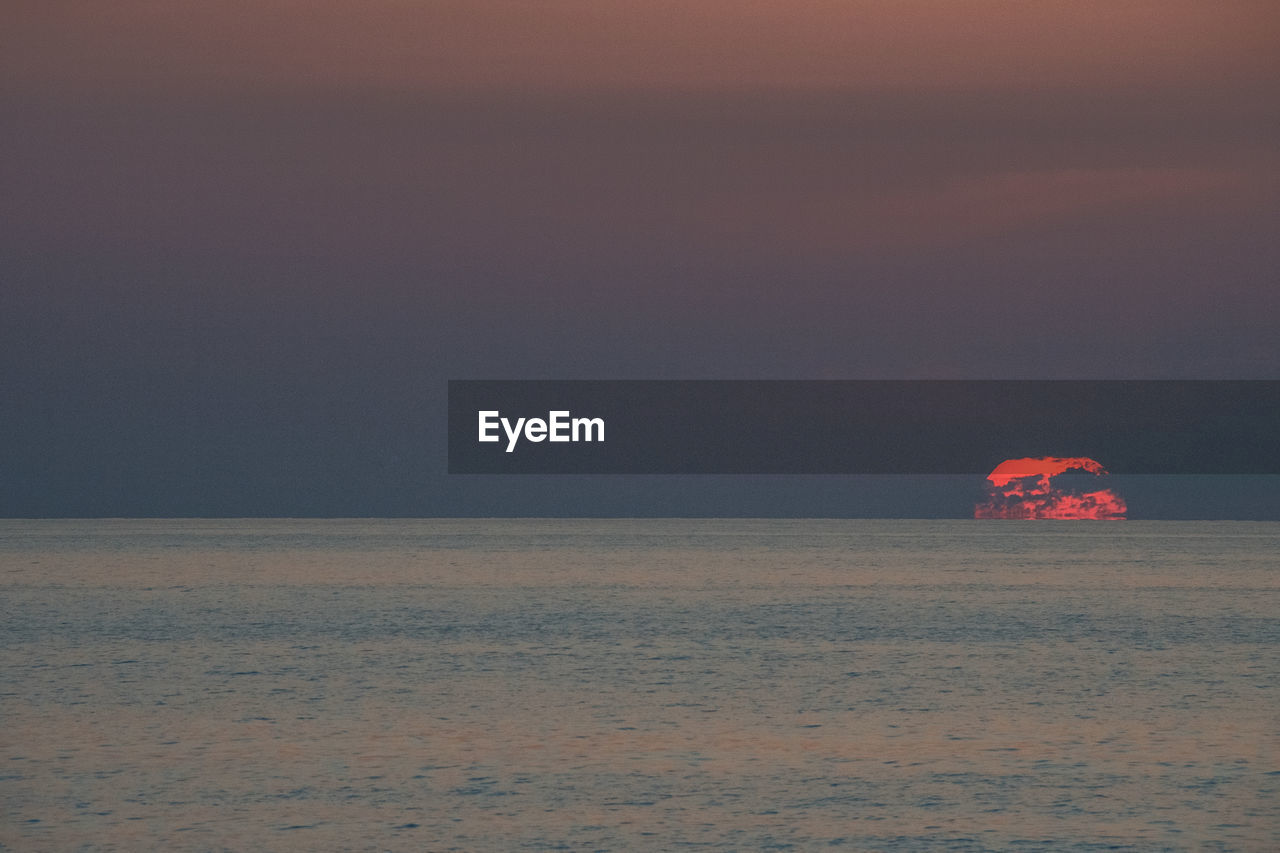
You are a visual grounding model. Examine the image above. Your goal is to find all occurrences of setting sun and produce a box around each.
[975,456,1126,519]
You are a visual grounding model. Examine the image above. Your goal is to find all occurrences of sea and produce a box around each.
[1,519,1276,852]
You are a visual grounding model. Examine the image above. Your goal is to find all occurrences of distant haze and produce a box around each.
[3,3,1277,517]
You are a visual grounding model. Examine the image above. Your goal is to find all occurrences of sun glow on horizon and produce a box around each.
[975,456,1127,520]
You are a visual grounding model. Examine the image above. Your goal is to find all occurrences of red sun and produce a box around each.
[974,456,1126,520]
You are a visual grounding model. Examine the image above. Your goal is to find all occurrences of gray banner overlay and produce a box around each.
[448,381,1279,475]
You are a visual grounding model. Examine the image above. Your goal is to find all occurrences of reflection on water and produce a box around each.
[1,519,1277,850]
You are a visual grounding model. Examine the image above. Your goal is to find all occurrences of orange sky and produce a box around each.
[7,1,1278,95]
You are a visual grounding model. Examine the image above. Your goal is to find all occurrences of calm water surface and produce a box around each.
[1,519,1277,851]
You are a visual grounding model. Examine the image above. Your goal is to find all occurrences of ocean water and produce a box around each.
[1,519,1276,852]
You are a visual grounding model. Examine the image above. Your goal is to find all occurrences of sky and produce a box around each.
[3,2,1278,517]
